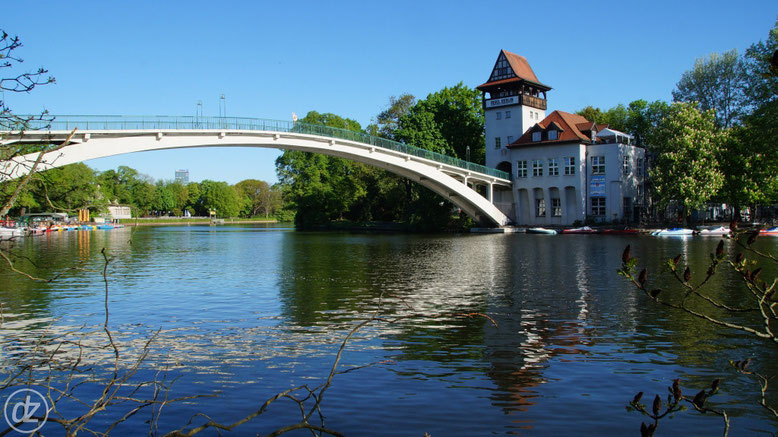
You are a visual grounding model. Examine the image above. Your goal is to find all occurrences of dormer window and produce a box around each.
[532,131,541,142]
[548,130,558,140]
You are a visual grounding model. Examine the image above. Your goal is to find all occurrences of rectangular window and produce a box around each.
[564,156,576,175]
[623,155,631,176]
[548,130,558,140]
[592,156,605,174]
[505,110,511,119]
[507,135,514,145]
[552,198,562,217]
[517,160,528,178]
[496,111,502,120]
[623,197,633,220]
[532,159,543,177]
[637,158,644,177]
[536,198,546,217]
[495,137,501,149]
[532,131,541,142]
[548,158,559,176]
[591,197,606,216]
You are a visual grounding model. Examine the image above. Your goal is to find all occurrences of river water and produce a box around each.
[1,225,776,436]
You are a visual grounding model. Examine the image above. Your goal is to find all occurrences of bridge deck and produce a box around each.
[2,115,513,226]
[5,115,510,182]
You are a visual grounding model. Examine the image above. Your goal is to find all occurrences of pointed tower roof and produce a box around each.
[477,50,551,91]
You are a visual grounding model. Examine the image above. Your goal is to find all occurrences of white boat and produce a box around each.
[561,226,598,234]
[0,227,24,239]
[527,227,558,235]
[651,228,694,237]
[698,226,731,236]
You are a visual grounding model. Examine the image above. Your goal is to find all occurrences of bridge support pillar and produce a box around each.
[487,182,493,203]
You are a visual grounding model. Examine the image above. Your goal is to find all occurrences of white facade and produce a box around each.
[484,98,545,171]
[107,205,132,220]
[510,137,644,226]
[479,50,646,226]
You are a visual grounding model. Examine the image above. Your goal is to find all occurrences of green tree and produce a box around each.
[197,180,241,217]
[131,178,155,216]
[712,21,778,219]
[577,104,630,132]
[648,102,724,225]
[742,19,778,111]
[625,100,670,147]
[370,93,416,139]
[166,181,189,216]
[395,110,449,154]
[576,106,603,125]
[396,82,484,163]
[151,181,175,214]
[276,111,371,228]
[672,49,746,129]
[235,179,282,218]
[35,163,99,212]
[185,182,201,215]
[392,84,487,230]
[0,29,56,217]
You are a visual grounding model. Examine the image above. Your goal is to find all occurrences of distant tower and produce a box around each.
[477,50,551,174]
[175,169,189,184]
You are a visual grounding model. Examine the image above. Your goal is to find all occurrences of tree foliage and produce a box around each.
[276,112,372,228]
[369,93,416,139]
[672,49,746,129]
[0,28,57,217]
[648,102,724,222]
[235,179,282,218]
[742,19,778,111]
[396,82,484,164]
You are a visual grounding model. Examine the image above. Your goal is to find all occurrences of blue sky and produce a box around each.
[4,1,776,184]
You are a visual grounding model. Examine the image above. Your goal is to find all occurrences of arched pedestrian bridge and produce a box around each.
[1,115,513,226]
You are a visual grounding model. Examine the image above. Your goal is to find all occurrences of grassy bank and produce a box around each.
[118,217,277,226]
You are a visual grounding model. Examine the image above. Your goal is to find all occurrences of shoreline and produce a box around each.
[119,218,279,227]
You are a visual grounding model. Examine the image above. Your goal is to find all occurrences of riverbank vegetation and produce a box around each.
[275,84,484,231]
[1,164,285,221]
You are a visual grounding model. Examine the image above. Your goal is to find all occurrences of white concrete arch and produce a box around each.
[1,129,511,226]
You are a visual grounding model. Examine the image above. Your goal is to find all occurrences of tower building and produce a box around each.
[479,50,645,226]
[175,169,189,184]
[477,50,552,174]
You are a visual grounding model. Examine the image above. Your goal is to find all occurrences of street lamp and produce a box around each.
[219,94,226,118]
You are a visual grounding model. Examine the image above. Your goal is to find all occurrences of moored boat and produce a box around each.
[561,226,597,234]
[651,228,694,237]
[698,226,731,236]
[527,227,558,235]
[760,226,778,236]
[0,227,24,239]
[600,228,640,235]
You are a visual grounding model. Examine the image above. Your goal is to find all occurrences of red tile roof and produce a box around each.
[477,50,550,90]
[510,110,599,147]
[504,51,541,83]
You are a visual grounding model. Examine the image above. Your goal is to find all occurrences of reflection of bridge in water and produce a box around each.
[1,115,513,226]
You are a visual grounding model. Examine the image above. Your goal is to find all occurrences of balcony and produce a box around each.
[520,95,547,110]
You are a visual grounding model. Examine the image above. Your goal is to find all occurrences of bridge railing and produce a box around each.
[10,115,510,180]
